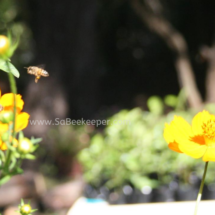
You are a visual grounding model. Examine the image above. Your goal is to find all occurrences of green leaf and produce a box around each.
[30,137,42,144]
[0,175,11,186]
[9,156,17,170]
[12,167,23,175]
[31,144,39,152]
[147,96,163,115]
[7,32,19,57]
[0,59,20,78]
[24,154,36,160]
[7,143,16,152]
[19,131,24,141]
[17,168,23,174]
[0,150,5,163]
[164,95,178,108]
[21,199,24,206]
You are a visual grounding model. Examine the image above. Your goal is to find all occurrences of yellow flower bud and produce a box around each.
[0,35,10,56]
[20,204,32,215]
[1,132,9,142]
[0,111,13,123]
[18,138,33,154]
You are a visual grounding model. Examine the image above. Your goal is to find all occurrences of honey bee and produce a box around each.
[25,66,49,83]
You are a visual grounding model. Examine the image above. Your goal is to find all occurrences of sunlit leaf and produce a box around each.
[0,175,11,185]
[0,59,20,77]
[30,137,42,144]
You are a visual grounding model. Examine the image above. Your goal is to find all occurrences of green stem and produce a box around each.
[194,161,208,215]
[4,60,17,169]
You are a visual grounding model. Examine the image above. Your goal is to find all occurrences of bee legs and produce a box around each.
[35,76,41,83]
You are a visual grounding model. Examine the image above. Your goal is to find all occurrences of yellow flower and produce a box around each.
[0,139,7,150]
[20,204,32,215]
[164,110,215,162]
[0,89,30,150]
[0,90,24,113]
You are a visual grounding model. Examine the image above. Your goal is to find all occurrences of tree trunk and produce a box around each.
[201,45,215,103]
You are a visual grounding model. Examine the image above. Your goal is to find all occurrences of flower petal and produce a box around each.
[179,143,207,159]
[163,123,174,143]
[168,142,182,153]
[15,112,30,131]
[172,116,193,141]
[0,93,24,112]
[0,140,7,151]
[164,116,193,144]
[192,110,215,136]
[202,147,215,161]
[164,123,182,153]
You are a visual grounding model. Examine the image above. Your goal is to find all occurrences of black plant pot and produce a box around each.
[175,185,198,201]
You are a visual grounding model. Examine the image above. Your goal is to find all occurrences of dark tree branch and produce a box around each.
[130,0,203,108]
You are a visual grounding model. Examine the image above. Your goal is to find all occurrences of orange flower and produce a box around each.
[164,110,215,162]
[0,89,30,150]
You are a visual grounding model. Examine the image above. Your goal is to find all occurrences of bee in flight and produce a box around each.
[25,66,49,83]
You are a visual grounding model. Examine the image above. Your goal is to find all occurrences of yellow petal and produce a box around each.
[0,93,24,112]
[163,123,175,143]
[165,116,193,145]
[0,140,7,151]
[15,112,30,131]
[192,110,215,136]
[202,147,215,161]
[172,116,192,141]
[164,116,197,154]
[164,122,183,153]
[179,143,207,159]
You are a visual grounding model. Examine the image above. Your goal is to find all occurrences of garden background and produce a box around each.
[1,0,215,214]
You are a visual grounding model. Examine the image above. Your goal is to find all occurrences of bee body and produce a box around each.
[26,66,49,83]
[41,70,49,77]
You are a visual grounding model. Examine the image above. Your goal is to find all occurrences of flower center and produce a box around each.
[202,119,215,145]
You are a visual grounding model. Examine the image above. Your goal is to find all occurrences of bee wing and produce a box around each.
[37,64,46,69]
